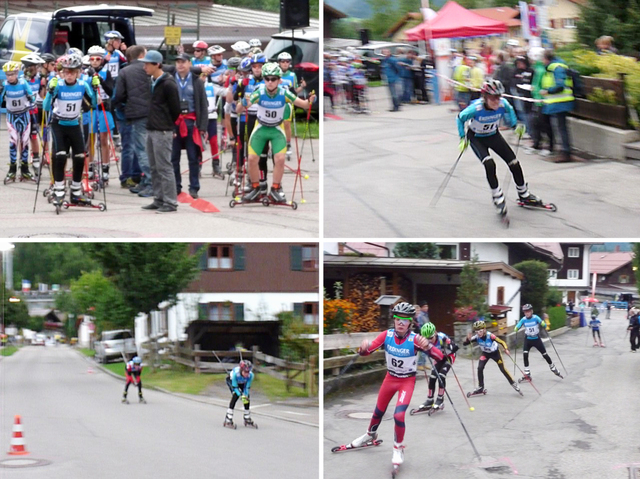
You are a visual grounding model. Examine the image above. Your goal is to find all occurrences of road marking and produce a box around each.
[282,411,309,416]
[250,403,272,409]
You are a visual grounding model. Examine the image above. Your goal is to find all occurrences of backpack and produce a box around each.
[567,68,585,99]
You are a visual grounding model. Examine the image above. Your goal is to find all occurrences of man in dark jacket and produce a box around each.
[113,45,154,197]
[170,53,209,198]
[140,50,181,213]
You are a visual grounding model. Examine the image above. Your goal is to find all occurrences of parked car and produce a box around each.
[94,329,136,364]
[354,42,419,80]
[0,5,153,77]
[32,333,46,346]
[263,28,319,112]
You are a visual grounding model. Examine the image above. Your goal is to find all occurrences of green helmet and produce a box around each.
[261,62,282,78]
[473,320,486,331]
[421,323,436,338]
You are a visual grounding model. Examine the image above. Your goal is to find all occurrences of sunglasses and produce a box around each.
[278,59,291,63]
[194,49,205,52]
[264,76,279,82]
[89,56,103,61]
[393,315,411,323]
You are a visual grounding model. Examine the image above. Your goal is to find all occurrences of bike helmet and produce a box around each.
[249,38,262,48]
[481,79,505,96]
[250,53,266,65]
[87,45,106,57]
[193,40,208,50]
[82,55,91,67]
[132,356,142,364]
[227,57,242,70]
[522,304,533,312]
[239,57,252,73]
[231,41,251,55]
[67,47,84,57]
[40,53,55,63]
[21,53,45,67]
[60,54,83,69]
[239,360,253,372]
[421,323,437,339]
[391,302,416,318]
[277,52,292,62]
[261,62,282,78]
[207,45,225,56]
[473,320,486,331]
[104,30,124,41]
[251,47,262,55]
[2,61,22,72]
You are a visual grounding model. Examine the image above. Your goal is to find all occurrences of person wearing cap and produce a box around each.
[113,45,154,195]
[169,53,208,199]
[627,307,640,352]
[139,50,181,214]
[191,40,210,67]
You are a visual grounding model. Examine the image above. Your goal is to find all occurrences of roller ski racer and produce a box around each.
[411,322,458,416]
[513,304,563,381]
[463,319,522,396]
[224,360,257,429]
[345,302,444,470]
[588,314,604,347]
[122,356,145,404]
[456,79,551,221]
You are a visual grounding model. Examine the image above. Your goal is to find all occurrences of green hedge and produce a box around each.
[547,306,567,331]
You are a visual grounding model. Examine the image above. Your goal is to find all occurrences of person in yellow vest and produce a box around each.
[468,55,485,102]
[453,55,472,110]
[540,49,574,163]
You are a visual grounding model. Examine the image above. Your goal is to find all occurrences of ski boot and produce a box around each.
[467,387,487,398]
[600,342,606,348]
[492,190,509,225]
[70,188,92,206]
[52,185,65,214]
[122,393,129,404]
[223,410,237,429]
[428,395,445,415]
[102,164,110,183]
[113,133,122,152]
[550,364,563,379]
[593,341,599,347]
[243,413,258,429]
[351,430,378,448]
[32,155,41,178]
[212,159,223,178]
[139,394,146,404]
[88,164,95,181]
[518,192,543,207]
[240,183,264,203]
[19,162,34,182]
[286,143,292,161]
[392,442,404,477]
[410,397,433,415]
[511,382,523,396]
[518,368,532,383]
[4,163,17,184]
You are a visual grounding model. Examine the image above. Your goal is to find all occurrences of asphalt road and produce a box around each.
[324,87,640,238]
[0,122,319,238]
[324,308,640,479]
[0,346,318,478]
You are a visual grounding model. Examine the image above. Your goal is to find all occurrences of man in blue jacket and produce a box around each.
[381,49,401,112]
[540,50,574,163]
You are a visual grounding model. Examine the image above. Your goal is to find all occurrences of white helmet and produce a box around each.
[207,45,225,55]
[20,52,45,66]
[277,52,292,61]
[82,55,91,66]
[249,38,262,48]
[231,41,251,55]
[87,45,106,57]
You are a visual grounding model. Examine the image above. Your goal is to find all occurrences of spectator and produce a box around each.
[540,49,575,163]
[397,48,414,104]
[415,301,430,370]
[595,35,618,55]
[468,55,484,102]
[113,45,154,197]
[513,55,534,136]
[480,42,494,75]
[527,46,554,157]
[170,53,208,199]
[605,300,611,319]
[453,55,473,110]
[139,50,181,213]
[381,49,401,112]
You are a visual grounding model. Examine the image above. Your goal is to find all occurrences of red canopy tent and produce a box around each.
[404,1,508,41]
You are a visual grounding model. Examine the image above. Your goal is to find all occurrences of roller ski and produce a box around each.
[263,185,297,210]
[391,442,404,478]
[550,364,563,379]
[212,158,225,180]
[518,374,532,383]
[492,191,510,227]
[409,398,433,416]
[243,414,258,429]
[229,181,268,208]
[223,410,237,430]
[427,396,445,416]
[516,193,557,212]
[511,382,523,396]
[19,162,36,182]
[58,188,107,212]
[467,387,487,398]
[332,431,382,453]
[139,395,147,404]
[4,164,17,184]
[121,394,129,405]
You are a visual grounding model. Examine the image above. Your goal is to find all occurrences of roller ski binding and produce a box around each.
[243,415,258,429]
[19,162,36,182]
[467,387,487,398]
[139,395,147,404]
[212,159,225,180]
[517,193,557,212]
[263,185,297,210]
[511,382,523,396]
[230,181,267,208]
[550,365,563,379]
[223,412,237,430]
[410,398,433,416]
[518,374,532,383]
[391,442,404,478]
[122,394,129,405]
[4,164,17,184]
[427,396,445,416]
[492,191,509,227]
[331,431,382,453]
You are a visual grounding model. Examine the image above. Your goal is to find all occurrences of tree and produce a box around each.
[577,0,640,55]
[1,281,30,330]
[454,255,488,320]
[513,260,549,315]
[393,243,439,259]
[633,243,640,292]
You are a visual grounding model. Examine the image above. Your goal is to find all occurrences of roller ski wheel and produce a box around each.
[467,389,487,398]
[98,203,106,211]
[500,210,510,228]
[19,174,36,183]
[139,397,147,404]
[427,404,444,416]
[122,398,129,404]
[331,439,383,453]
[516,198,557,212]
[392,464,401,478]
[223,420,237,430]
[4,175,16,185]
[409,405,432,416]
[244,419,258,429]
[518,375,532,383]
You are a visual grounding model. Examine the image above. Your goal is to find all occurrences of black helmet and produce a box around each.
[40,53,55,63]
[227,57,242,69]
[522,304,533,312]
[391,302,415,318]
[239,360,253,372]
[481,79,505,96]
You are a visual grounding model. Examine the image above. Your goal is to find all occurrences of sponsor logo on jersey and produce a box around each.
[386,345,412,357]
[59,91,82,99]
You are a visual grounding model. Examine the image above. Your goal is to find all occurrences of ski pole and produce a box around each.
[211,349,231,374]
[425,354,482,462]
[448,362,474,411]
[471,357,476,390]
[503,351,541,396]
[543,329,568,376]
[513,335,517,377]
[430,147,465,207]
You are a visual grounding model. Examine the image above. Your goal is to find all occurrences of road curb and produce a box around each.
[73,347,318,428]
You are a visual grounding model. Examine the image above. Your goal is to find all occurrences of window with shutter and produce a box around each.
[290,245,303,271]
[208,244,234,270]
[235,303,245,321]
[234,245,246,271]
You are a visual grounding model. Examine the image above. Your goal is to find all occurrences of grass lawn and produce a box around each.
[103,361,309,400]
[293,111,319,139]
[78,348,95,357]
[0,345,18,357]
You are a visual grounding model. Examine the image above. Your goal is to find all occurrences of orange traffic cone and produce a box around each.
[8,415,29,455]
